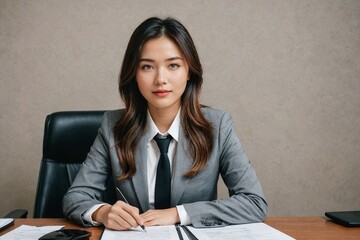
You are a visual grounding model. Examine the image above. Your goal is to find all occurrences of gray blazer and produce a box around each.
[63,107,268,228]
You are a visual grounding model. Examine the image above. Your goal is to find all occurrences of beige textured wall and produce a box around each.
[1,0,359,217]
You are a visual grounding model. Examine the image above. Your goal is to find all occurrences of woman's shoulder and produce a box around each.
[201,106,235,135]
[103,109,125,125]
[201,106,231,121]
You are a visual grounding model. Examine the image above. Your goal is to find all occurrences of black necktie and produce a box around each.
[154,134,172,209]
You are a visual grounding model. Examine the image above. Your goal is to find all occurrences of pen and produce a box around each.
[116,187,147,232]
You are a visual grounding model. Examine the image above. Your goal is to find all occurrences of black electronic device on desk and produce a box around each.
[39,229,91,240]
[325,211,360,227]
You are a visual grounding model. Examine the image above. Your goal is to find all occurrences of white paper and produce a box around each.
[0,224,64,240]
[0,219,13,230]
[101,225,183,240]
[101,223,294,240]
[188,223,295,240]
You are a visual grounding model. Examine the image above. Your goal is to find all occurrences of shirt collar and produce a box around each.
[146,109,180,142]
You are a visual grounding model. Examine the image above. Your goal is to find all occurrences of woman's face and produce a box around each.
[136,36,189,115]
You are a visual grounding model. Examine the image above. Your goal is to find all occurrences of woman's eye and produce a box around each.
[141,65,153,70]
[169,63,179,69]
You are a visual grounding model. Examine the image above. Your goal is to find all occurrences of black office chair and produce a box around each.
[6,111,117,218]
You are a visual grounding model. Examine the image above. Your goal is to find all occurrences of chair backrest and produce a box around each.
[34,111,116,218]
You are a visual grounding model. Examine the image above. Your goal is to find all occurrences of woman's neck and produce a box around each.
[149,107,179,133]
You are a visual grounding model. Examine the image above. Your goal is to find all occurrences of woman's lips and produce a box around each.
[153,90,171,97]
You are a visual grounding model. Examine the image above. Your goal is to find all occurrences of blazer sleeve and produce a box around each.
[183,111,268,228]
[62,112,113,226]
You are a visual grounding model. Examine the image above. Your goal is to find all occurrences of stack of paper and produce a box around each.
[188,223,295,240]
[100,223,295,240]
[0,225,64,240]
[0,219,14,231]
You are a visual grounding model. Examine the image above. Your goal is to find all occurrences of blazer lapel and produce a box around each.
[131,135,150,212]
[171,126,193,206]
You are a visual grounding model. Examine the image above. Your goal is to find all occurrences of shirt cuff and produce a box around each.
[82,203,108,226]
[176,205,191,225]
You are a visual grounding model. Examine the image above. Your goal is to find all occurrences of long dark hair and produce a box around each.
[114,17,213,180]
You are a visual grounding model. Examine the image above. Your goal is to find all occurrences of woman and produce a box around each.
[63,17,267,230]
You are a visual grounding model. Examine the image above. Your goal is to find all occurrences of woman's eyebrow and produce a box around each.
[139,58,155,62]
[165,57,183,61]
[139,56,184,62]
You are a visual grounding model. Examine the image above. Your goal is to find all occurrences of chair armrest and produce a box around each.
[4,209,28,218]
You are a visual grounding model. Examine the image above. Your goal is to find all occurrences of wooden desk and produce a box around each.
[0,217,359,239]
[264,216,360,239]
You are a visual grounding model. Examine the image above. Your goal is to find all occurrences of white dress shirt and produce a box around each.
[83,109,191,226]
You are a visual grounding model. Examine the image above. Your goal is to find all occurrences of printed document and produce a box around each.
[101,222,295,240]
[101,225,181,240]
[188,223,295,240]
[0,225,64,240]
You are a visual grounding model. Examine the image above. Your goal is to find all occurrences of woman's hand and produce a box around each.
[140,208,180,226]
[92,201,144,230]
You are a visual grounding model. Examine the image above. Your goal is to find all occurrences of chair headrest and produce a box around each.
[42,111,105,163]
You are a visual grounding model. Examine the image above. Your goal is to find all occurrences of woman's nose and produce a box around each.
[155,68,167,85]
